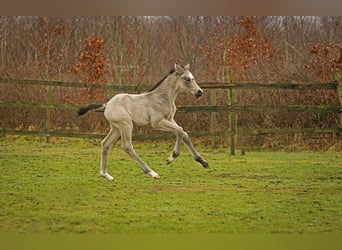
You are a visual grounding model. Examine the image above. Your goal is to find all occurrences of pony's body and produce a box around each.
[78,63,208,181]
[105,91,175,127]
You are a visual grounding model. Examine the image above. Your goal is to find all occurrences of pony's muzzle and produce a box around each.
[195,89,203,98]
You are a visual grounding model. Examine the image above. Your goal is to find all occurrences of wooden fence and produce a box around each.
[1,77,342,154]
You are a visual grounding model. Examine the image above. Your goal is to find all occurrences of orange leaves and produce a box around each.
[200,16,273,81]
[72,36,107,84]
[68,36,108,104]
[226,17,273,72]
[305,43,342,81]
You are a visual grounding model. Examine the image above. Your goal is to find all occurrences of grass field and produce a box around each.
[0,136,341,233]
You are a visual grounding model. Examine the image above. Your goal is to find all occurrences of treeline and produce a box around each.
[1,16,341,83]
[1,16,341,150]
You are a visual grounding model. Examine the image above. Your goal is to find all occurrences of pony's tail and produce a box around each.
[77,103,104,116]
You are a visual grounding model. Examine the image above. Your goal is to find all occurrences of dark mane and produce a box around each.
[148,67,175,92]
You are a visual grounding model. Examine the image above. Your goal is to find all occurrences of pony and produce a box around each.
[77,63,208,181]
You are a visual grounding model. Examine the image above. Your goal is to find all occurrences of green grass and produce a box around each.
[0,136,341,233]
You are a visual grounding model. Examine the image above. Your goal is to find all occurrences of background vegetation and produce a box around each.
[0,16,341,149]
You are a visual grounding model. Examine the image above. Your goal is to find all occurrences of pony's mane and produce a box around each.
[148,67,176,92]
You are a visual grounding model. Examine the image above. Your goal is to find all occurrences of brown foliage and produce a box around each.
[199,16,273,81]
[64,36,107,106]
[72,37,107,84]
[0,16,341,150]
[305,43,342,81]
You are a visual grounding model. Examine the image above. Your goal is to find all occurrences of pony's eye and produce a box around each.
[183,77,191,83]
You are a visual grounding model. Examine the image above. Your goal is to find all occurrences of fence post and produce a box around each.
[210,89,217,148]
[227,78,236,155]
[335,72,342,128]
[45,83,52,143]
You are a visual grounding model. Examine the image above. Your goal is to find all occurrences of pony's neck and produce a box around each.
[151,73,179,101]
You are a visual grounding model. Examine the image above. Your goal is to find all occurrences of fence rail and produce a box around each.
[1,101,341,114]
[1,77,341,154]
[0,77,339,90]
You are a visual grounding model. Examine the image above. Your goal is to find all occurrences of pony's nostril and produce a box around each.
[195,90,203,98]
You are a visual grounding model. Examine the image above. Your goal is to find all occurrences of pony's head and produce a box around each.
[174,63,203,98]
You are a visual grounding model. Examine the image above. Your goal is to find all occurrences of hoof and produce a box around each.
[195,157,209,168]
[202,161,209,168]
[166,156,174,165]
[100,172,115,181]
[148,170,160,179]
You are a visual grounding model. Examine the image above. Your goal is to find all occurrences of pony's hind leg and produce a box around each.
[120,122,160,179]
[100,127,120,181]
[166,133,182,164]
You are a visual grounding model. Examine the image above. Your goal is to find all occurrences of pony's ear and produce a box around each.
[174,63,185,74]
[184,64,190,70]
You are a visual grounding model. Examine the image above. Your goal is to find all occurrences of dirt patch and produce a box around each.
[217,173,288,180]
[147,185,292,193]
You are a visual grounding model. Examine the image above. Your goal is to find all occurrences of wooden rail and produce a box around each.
[0,78,339,90]
[1,101,340,114]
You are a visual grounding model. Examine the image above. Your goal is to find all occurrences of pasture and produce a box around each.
[0,136,341,233]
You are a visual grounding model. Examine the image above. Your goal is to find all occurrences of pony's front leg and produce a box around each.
[157,119,209,168]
